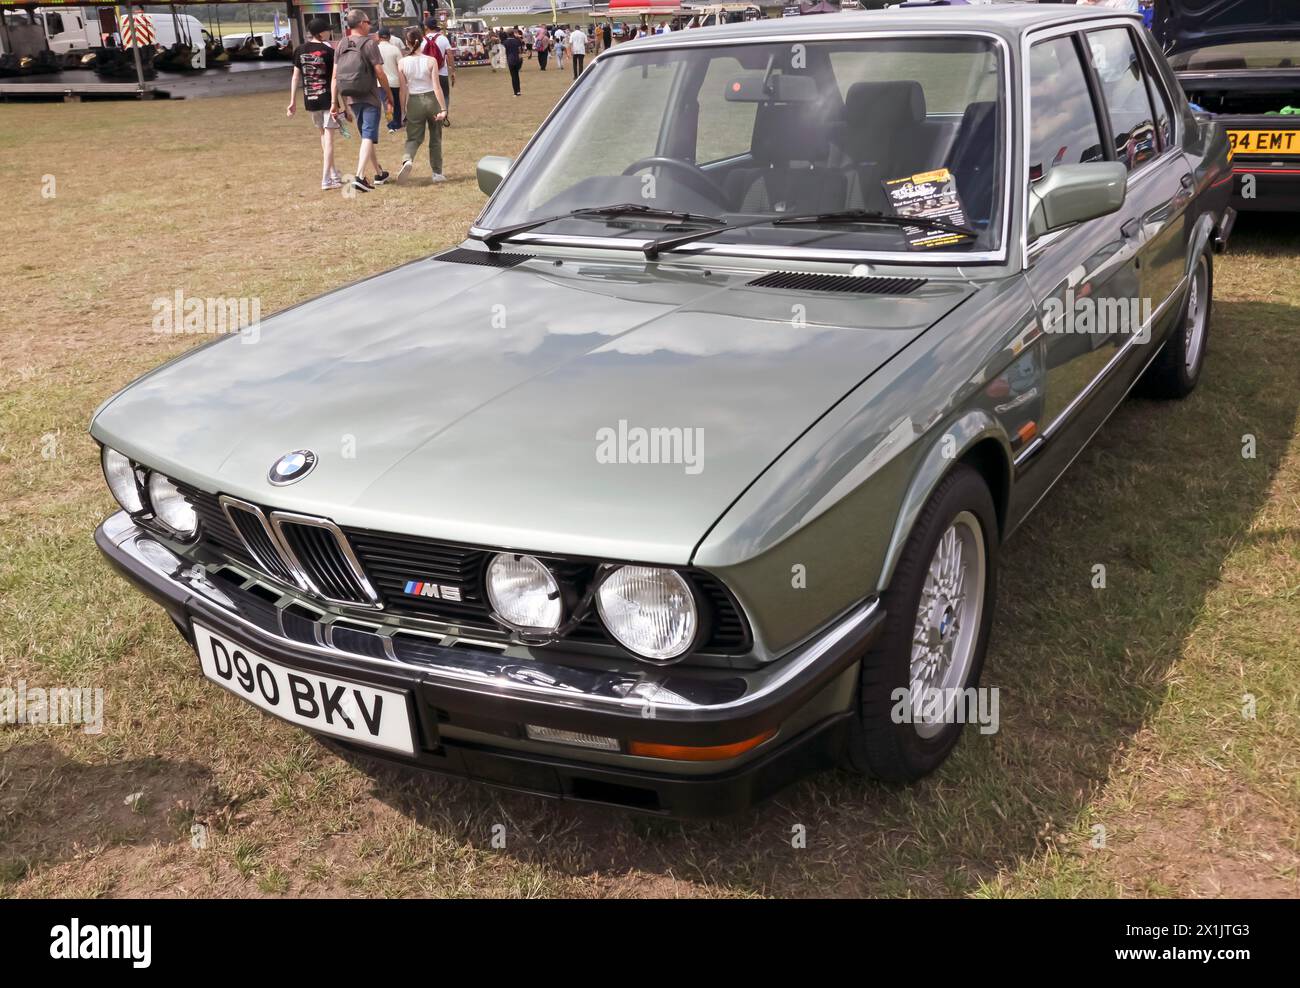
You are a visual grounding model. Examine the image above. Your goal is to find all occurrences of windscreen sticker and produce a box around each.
[882,168,969,249]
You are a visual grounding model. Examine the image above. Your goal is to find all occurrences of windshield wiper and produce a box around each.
[481,203,726,250]
[642,209,977,259]
[774,209,976,238]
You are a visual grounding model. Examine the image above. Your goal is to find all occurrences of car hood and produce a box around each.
[1154,0,1300,57]
[92,252,973,564]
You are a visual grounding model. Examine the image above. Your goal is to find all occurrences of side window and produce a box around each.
[1087,28,1159,170]
[1139,42,1176,150]
[45,12,64,34]
[1028,37,1105,184]
[695,56,758,164]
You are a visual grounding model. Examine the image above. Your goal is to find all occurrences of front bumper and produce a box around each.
[96,512,884,816]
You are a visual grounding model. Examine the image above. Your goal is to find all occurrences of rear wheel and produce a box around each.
[844,464,998,782]
[1139,246,1211,400]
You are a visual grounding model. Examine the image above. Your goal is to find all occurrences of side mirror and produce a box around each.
[477,155,513,197]
[1028,161,1128,240]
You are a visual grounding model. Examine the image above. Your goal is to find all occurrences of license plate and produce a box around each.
[194,624,415,755]
[1228,129,1300,156]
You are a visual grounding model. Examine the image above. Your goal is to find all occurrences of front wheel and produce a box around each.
[844,464,998,782]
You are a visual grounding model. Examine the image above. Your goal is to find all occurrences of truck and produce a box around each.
[1,7,210,71]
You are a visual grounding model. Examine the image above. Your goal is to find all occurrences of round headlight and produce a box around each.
[486,554,563,632]
[146,471,198,538]
[596,566,699,662]
[102,446,143,514]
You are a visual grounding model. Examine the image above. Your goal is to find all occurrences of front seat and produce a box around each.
[725,100,846,214]
[835,80,930,210]
[947,100,998,228]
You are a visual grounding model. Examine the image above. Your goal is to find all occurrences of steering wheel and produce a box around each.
[621,156,728,205]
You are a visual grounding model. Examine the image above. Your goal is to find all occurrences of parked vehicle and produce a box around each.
[1154,0,1300,210]
[92,6,1233,817]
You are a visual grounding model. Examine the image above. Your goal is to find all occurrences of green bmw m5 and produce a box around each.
[91,6,1234,816]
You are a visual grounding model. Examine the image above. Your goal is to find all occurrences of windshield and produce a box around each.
[479,35,1006,257]
[1168,41,1300,71]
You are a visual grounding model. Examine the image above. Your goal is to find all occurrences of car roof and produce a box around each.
[618,5,1137,49]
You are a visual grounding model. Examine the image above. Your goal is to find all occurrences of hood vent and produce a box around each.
[436,247,534,268]
[746,271,926,295]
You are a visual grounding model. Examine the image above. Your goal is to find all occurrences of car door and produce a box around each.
[1016,31,1145,505]
[1085,24,1195,350]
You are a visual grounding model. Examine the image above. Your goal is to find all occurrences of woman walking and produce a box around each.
[395,27,449,184]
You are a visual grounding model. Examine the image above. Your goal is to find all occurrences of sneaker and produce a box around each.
[330,169,343,184]
[373,170,391,186]
[396,159,413,184]
[322,179,343,191]
[350,176,374,193]
[429,173,447,184]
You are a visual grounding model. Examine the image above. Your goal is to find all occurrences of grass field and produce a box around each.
[1,66,1297,898]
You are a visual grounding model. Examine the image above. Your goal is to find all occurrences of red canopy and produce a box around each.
[608,0,682,13]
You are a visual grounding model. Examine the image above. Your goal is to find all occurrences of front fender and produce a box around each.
[877,411,1012,591]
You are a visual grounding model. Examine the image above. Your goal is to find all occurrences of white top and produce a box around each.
[377,40,403,85]
[435,33,451,76]
[399,53,439,96]
[569,30,587,56]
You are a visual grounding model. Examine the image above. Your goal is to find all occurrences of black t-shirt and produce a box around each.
[503,36,522,67]
[293,41,334,112]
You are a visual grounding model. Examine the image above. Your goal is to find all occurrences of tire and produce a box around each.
[1138,245,1212,400]
[844,464,998,782]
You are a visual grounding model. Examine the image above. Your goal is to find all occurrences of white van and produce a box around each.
[146,12,208,51]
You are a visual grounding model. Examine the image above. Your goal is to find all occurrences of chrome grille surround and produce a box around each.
[218,496,380,609]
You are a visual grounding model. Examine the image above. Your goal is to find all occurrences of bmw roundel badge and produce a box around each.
[268,449,317,486]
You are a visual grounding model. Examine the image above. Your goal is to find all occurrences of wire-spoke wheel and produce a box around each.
[909,511,986,739]
[845,464,998,782]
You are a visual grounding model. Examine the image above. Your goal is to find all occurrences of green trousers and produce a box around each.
[403,91,444,175]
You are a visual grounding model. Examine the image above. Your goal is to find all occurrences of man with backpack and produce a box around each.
[330,8,391,193]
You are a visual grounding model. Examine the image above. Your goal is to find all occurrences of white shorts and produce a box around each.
[309,109,340,130]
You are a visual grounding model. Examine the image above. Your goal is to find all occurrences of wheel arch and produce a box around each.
[1187,208,1216,278]
[876,412,1012,594]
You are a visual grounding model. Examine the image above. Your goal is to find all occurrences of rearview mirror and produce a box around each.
[724,73,819,103]
[1028,161,1128,239]
[477,155,513,197]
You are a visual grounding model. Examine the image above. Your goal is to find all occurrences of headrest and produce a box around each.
[750,97,834,167]
[841,80,927,162]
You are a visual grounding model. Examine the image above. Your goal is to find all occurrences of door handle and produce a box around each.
[1180,173,1195,191]
[1121,218,1141,240]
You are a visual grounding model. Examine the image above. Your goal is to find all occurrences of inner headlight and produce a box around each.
[597,566,699,662]
[146,471,198,538]
[486,554,563,632]
[101,446,143,514]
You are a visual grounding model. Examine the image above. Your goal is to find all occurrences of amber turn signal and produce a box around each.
[627,729,776,761]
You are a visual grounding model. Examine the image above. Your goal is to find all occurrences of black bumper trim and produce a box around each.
[96,514,885,813]
[324,713,853,818]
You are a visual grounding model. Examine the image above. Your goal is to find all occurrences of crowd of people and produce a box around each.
[286,12,704,194]
[287,11,454,193]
